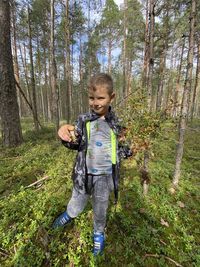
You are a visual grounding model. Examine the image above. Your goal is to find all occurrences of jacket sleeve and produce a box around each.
[117,123,133,160]
[61,115,83,151]
[118,143,133,159]
[61,140,80,150]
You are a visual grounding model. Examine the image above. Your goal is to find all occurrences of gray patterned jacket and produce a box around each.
[62,107,132,201]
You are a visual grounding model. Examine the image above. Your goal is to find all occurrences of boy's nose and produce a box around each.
[93,100,99,106]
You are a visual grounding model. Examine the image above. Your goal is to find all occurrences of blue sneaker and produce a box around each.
[93,232,105,255]
[52,211,72,228]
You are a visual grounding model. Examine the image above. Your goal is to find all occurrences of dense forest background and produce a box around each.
[0,0,199,266]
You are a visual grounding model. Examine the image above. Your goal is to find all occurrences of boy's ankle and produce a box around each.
[52,211,72,229]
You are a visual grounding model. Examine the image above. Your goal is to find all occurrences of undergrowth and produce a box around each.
[0,118,199,266]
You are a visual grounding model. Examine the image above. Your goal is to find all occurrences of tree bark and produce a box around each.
[79,32,84,114]
[50,0,59,131]
[173,37,186,117]
[142,0,149,89]
[27,5,40,131]
[43,45,50,121]
[147,0,155,111]
[65,0,72,122]
[108,37,112,74]
[0,0,23,147]
[127,60,132,95]
[156,5,169,112]
[123,0,127,98]
[173,0,196,188]
[191,37,200,120]
[19,42,32,109]
[11,2,23,117]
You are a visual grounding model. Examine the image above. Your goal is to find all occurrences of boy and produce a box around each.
[53,73,132,255]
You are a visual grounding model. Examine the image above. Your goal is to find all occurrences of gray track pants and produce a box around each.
[67,174,114,233]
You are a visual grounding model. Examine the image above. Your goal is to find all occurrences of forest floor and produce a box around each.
[0,118,199,267]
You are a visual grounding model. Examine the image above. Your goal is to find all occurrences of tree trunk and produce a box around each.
[36,29,43,120]
[65,0,72,122]
[27,5,40,131]
[142,150,150,196]
[173,0,196,188]
[172,37,185,117]
[142,0,149,89]
[87,0,92,79]
[141,0,155,195]
[79,32,84,114]
[19,42,32,110]
[50,0,59,131]
[127,60,132,95]
[147,0,155,111]
[191,37,200,120]
[43,45,50,121]
[108,37,112,74]
[156,5,169,112]
[0,0,23,147]
[11,2,23,117]
[123,0,127,97]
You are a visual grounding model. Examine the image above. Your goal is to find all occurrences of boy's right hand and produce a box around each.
[58,124,75,142]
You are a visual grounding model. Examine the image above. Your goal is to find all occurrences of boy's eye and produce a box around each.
[89,97,94,100]
[98,97,105,100]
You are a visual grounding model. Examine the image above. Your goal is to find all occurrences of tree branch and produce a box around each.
[25,176,49,189]
[144,253,183,267]
[15,79,42,128]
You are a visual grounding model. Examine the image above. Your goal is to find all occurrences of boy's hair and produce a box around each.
[88,73,114,95]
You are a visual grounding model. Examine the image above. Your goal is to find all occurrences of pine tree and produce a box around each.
[0,0,23,147]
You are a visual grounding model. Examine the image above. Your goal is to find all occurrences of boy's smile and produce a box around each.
[88,86,115,117]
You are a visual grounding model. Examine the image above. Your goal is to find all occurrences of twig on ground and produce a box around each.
[0,156,21,161]
[144,253,183,267]
[187,156,200,160]
[25,176,49,189]
[187,127,200,132]
[0,247,10,257]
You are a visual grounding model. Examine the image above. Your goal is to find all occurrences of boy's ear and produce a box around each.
[110,92,115,103]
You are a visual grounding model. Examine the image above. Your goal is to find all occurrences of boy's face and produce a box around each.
[88,86,115,117]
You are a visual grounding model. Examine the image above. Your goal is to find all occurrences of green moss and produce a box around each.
[0,119,200,266]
